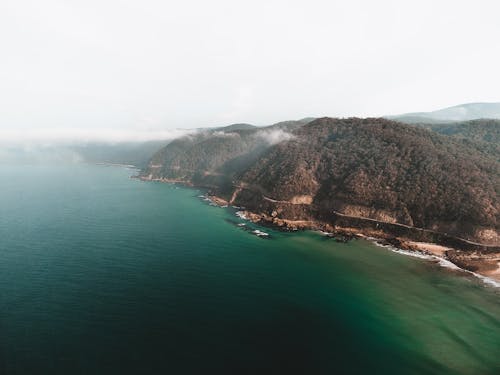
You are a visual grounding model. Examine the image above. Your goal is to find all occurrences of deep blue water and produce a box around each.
[0,164,499,374]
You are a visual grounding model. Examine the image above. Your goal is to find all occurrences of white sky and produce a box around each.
[1,0,499,141]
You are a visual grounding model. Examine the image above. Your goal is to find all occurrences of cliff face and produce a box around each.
[142,117,500,246]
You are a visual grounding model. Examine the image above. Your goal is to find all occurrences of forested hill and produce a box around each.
[414,119,500,158]
[141,117,499,245]
[237,118,499,244]
[143,118,312,193]
[418,119,500,142]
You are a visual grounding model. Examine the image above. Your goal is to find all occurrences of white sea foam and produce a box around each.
[473,273,500,288]
[236,211,248,220]
[252,229,269,237]
[372,239,500,288]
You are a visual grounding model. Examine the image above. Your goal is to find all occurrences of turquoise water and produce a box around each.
[0,164,499,374]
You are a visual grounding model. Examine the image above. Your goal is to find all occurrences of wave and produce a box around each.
[236,211,248,220]
[373,240,500,289]
[252,229,269,237]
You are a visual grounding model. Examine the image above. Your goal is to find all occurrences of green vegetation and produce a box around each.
[415,119,500,159]
[143,117,499,244]
[145,119,311,192]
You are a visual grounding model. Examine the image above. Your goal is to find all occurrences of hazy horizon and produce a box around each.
[2,0,500,142]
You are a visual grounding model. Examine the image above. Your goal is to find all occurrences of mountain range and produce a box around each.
[388,102,500,124]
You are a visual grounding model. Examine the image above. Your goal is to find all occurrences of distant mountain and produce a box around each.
[417,119,500,142]
[141,117,499,247]
[389,102,500,123]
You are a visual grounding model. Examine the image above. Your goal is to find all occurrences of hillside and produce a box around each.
[419,118,499,140]
[234,118,499,244]
[142,118,312,193]
[141,117,499,247]
[416,119,499,154]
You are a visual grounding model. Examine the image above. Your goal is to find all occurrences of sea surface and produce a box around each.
[0,164,499,374]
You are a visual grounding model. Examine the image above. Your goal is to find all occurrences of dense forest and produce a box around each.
[415,119,500,159]
[142,117,499,245]
[238,118,499,242]
[144,119,311,193]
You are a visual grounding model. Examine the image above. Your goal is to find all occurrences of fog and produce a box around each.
[255,129,296,145]
[0,128,192,144]
[1,0,500,143]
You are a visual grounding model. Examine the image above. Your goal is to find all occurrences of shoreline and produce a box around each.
[211,198,500,288]
[237,207,500,288]
[374,241,500,289]
[134,176,500,288]
[237,208,500,286]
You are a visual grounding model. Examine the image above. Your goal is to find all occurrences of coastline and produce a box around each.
[134,175,500,288]
[376,242,500,289]
[236,207,500,286]
[207,195,500,288]
[238,207,500,288]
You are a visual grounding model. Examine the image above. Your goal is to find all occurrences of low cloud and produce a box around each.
[254,129,296,145]
[0,127,195,164]
[0,144,84,164]
[212,131,240,138]
[0,127,193,144]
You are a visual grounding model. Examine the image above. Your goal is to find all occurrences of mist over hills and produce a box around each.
[69,103,500,169]
[144,118,312,191]
[5,102,499,167]
[0,141,171,168]
[71,141,171,168]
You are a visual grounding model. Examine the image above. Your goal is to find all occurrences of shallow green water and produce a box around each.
[0,164,498,374]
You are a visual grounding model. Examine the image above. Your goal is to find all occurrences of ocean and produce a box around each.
[0,164,498,374]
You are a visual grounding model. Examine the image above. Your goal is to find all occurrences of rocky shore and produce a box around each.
[134,173,500,285]
[225,204,500,284]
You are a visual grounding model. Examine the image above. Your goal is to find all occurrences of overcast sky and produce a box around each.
[1,0,499,141]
